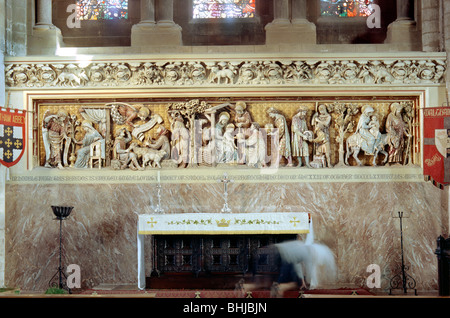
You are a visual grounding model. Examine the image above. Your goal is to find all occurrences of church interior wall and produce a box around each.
[4,180,448,291]
[1,0,450,294]
[1,84,448,292]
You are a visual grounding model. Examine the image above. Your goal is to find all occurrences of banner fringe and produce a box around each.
[424,175,447,190]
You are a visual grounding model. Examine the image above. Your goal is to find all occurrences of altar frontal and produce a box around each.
[138,212,310,235]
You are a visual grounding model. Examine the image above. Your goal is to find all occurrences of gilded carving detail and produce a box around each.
[37,99,417,170]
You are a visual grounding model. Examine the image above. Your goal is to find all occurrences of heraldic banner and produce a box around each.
[0,108,26,168]
[423,107,450,188]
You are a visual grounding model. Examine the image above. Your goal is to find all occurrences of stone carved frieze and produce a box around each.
[6,57,446,88]
[37,99,417,170]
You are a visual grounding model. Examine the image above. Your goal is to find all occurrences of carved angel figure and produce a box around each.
[110,103,149,128]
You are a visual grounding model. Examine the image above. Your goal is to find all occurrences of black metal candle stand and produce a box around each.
[48,206,73,294]
[389,211,417,295]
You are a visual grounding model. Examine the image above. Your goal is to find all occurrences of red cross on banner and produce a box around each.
[0,108,26,168]
[423,107,450,189]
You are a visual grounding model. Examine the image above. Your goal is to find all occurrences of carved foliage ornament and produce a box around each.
[5,58,446,88]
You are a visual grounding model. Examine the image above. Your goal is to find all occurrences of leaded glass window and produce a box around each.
[193,0,256,19]
[321,0,374,17]
[77,0,128,20]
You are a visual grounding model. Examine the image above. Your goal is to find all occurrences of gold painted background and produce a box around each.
[37,99,412,167]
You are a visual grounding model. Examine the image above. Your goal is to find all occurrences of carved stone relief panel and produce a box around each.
[35,97,418,170]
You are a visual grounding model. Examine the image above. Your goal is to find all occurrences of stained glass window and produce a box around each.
[193,0,256,19]
[77,0,128,20]
[321,0,375,18]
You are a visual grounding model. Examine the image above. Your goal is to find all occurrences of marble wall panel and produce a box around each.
[4,181,448,291]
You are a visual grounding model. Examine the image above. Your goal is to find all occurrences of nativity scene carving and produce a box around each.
[39,99,416,170]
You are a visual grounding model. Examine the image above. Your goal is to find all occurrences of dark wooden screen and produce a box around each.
[154,234,296,275]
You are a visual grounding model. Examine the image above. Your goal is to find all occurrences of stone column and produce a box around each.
[396,0,414,21]
[132,0,181,47]
[140,0,156,25]
[156,0,176,26]
[29,0,64,54]
[385,0,420,50]
[34,0,53,29]
[272,0,290,24]
[291,0,316,43]
[421,0,442,52]
[131,0,156,46]
[265,0,316,45]
[291,0,307,23]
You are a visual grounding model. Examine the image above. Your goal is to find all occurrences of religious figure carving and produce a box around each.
[291,107,312,168]
[267,107,292,167]
[345,105,388,166]
[42,109,73,169]
[333,103,358,166]
[386,102,412,165]
[356,105,378,154]
[201,110,231,165]
[131,109,163,142]
[111,103,149,129]
[222,123,238,164]
[37,98,420,170]
[232,101,252,164]
[80,108,108,138]
[74,121,104,169]
[245,122,267,168]
[168,110,190,168]
[401,102,415,165]
[215,112,231,163]
[111,127,141,170]
[144,126,171,163]
[233,101,252,130]
[311,104,332,168]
